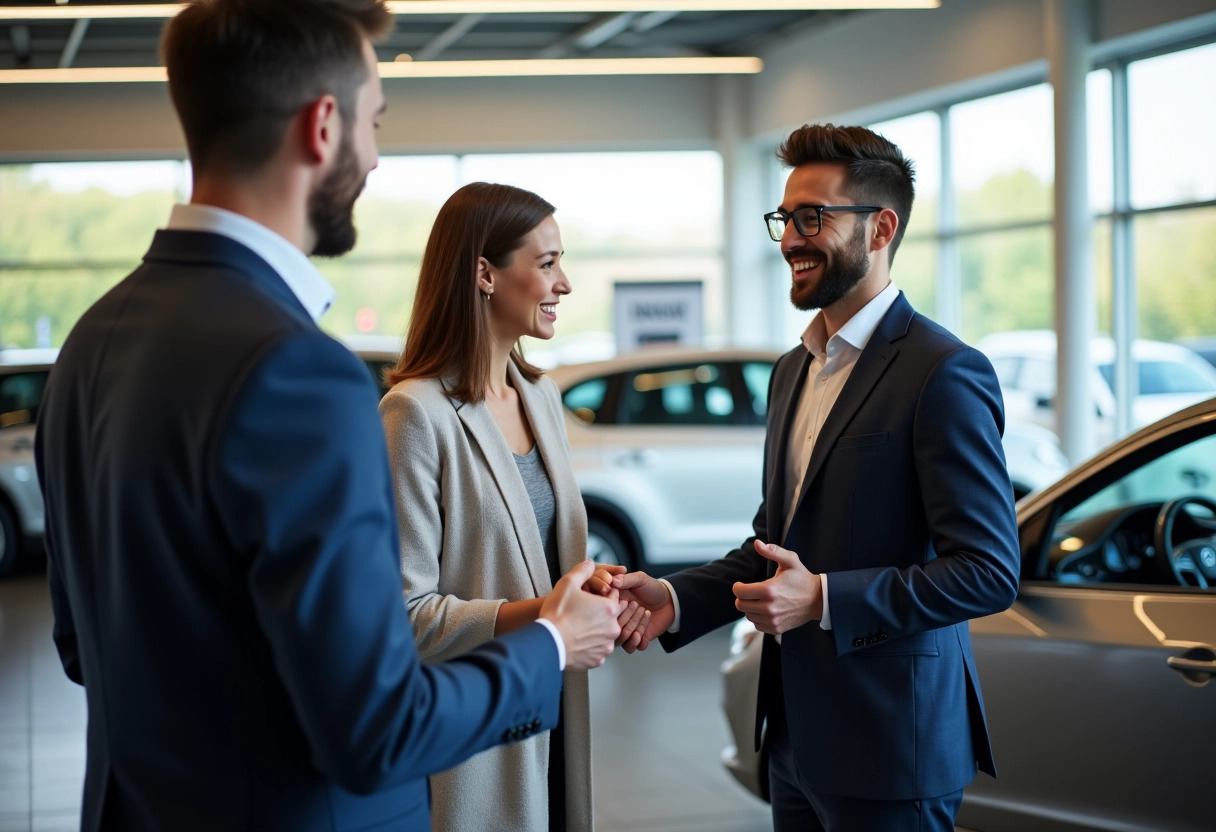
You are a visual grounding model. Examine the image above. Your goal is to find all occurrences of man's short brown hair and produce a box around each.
[162,0,393,175]
[777,124,916,265]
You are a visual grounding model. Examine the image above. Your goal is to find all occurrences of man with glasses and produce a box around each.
[610,124,1020,831]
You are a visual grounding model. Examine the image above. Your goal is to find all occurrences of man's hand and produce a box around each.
[610,571,676,653]
[540,560,626,670]
[732,540,822,635]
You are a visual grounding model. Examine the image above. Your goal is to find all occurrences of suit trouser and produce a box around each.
[765,692,964,832]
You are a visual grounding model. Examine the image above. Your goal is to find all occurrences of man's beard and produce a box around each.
[789,220,871,311]
[308,132,365,258]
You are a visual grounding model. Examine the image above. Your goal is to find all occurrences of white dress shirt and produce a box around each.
[166,203,336,323]
[661,282,900,635]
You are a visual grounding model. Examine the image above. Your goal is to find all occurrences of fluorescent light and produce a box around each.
[0,56,762,84]
[0,1,939,22]
[379,56,763,77]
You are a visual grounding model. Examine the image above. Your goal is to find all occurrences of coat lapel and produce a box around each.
[452,377,552,597]
[767,348,813,543]
[792,293,915,518]
[512,365,587,579]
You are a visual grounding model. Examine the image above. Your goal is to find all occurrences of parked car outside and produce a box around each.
[0,355,54,575]
[1174,335,1216,370]
[548,347,1067,571]
[723,395,1216,830]
[978,329,1216,449]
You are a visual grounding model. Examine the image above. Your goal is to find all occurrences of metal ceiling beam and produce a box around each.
[58,19,90,69]
[632,10,680,32]
[412,14,483,61]
[536,12,636,58]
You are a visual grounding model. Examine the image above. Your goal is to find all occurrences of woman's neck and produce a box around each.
[485,337,515,399]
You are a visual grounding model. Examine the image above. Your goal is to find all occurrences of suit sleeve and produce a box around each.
[825,346,1020,655]
[379,388,504,661]
[209,334,561,794]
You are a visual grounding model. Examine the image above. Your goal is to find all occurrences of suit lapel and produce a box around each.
[453,375,552,597]
[792,294,914,518]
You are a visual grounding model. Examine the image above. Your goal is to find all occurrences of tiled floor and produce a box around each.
[0,566,771,832]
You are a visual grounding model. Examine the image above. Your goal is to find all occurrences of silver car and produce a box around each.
[548,347,1067,570]
[722,396,1216,830]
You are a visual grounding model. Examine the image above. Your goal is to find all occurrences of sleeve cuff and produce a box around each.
[658,578,681,633]
[818,573,832,631]
[535,617,566,671]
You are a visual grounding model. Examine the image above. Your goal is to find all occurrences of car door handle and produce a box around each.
[1167,647,1216,684]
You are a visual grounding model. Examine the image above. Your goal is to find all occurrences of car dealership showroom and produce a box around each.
[2,1,1215,831]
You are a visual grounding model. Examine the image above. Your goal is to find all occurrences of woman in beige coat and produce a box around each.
[380,182,645,832]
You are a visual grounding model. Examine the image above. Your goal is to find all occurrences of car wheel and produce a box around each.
[0,501,20,578]
[587,517,633,571]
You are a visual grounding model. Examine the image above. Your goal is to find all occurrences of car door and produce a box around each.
[595,359,768,563]
[962,419,1216,832]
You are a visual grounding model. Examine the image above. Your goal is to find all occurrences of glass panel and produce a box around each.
[315,259,422,342]
[353,156,459,258]
[892,238,937,320]
[950,84,1054,228]
[1087,68,1113,215]
[621,363,734,426]
[0,371,48,429]
[958,225,1053,344]
[741,361,774,419]
[562,377,610,424]
[1129,43,1216,209]
[868,111,940,234]
[0,268,131,350]
[1134,207,1216,343]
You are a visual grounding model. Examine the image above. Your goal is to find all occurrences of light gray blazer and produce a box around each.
[379,363,592,832]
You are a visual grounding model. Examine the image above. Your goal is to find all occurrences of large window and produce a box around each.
[0,151,725,359]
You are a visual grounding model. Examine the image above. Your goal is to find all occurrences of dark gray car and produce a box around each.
[722,396,1216,831]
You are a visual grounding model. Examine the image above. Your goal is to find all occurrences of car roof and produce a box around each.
[545,346,784,386]
[0,348,59,366]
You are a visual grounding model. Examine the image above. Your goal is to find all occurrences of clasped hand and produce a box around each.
[586,540,823,652]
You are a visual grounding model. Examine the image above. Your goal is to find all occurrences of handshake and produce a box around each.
[536,560,674,670]
[541,539,824,670]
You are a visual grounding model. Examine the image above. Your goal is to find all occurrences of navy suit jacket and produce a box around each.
[34,230,562,831]
[661,292,1019,801]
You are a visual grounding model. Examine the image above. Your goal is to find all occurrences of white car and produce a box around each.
[548,347,1067,570]
[977,330,1216,448]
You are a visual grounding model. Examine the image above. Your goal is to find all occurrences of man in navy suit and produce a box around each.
[34,2,623,830]
[612,124,1020,831]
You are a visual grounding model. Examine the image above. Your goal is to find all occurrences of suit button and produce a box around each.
[853,638,865,648]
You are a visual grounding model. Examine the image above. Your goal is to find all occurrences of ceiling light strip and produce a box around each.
[0,1,939,22]
[0,56,762,84]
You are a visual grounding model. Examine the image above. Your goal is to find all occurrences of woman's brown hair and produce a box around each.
[387,182,556,403]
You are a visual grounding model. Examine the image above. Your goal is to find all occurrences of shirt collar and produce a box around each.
[801,281,900,360]
[166,203,336,323]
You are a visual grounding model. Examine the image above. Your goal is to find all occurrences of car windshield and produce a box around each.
[1097,360,1216,395]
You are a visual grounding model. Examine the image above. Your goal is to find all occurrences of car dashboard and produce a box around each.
[1050,502,1173,584]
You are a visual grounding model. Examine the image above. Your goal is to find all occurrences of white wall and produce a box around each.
[0,73,718,161]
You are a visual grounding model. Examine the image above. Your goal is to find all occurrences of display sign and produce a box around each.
[613,280,703,351]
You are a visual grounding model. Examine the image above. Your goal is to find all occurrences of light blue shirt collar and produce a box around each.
[166,203,335,323]
[802,281,900,359]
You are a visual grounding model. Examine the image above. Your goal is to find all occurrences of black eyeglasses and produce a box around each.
[763,205,882,242]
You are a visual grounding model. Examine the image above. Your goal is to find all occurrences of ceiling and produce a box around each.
[0,2,852,72]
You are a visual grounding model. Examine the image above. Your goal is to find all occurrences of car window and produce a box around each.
[741,362,774,419]
[0,371,48,429]
[1097,360,1216,396]
[620,363,734,426]
[1042,431,1216,589]
[562,377,610,424]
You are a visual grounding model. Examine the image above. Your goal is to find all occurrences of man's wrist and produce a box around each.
[657,578,681,633]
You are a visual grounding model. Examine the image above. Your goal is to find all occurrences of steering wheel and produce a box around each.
[1153,496,1216,588]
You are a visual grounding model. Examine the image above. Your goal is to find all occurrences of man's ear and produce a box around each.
[301,94,341,166]
[871,207,900,254]
[476,256,495,296]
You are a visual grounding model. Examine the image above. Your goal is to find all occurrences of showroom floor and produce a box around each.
[0,567,772,832]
